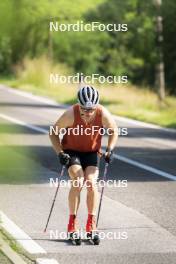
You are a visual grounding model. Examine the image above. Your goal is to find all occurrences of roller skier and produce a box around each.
[49,85,118,245]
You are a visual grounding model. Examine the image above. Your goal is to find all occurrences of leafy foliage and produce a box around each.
[0,0,176,93]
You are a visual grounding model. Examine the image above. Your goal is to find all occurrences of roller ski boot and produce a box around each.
[86,214,100,245]
[67,214,81,245]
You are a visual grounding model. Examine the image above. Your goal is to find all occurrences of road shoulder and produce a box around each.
[0,228,31,264]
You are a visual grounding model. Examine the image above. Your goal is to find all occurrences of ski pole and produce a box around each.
[44,165,65,232]
[96,162,109,228]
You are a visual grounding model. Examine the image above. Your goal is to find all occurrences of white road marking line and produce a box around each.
[1,85,176,149]
[0,112,176,181]
[113,115,176,134]
[0,211,46,254]
[0,113,48,134]
[36,259,59,264]
[115,154,176,181]
[0,85,175,134]
[0,85,66,107]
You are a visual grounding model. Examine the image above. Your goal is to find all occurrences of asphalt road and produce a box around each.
[0,85,176,264]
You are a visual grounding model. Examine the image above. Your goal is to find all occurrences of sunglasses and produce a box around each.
[80,107,96,113]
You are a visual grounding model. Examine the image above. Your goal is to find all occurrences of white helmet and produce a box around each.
[77,86,99,109]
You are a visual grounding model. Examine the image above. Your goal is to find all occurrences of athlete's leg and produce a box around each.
[68,164,84,215]
[84,166,99,215]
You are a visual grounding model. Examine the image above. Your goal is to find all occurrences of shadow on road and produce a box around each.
[0,143,175,184]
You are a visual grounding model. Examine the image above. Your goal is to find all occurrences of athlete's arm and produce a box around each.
[49,107,74,154]
[101,106,118,151]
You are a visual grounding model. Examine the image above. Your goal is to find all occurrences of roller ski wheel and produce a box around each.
[68,232,82,246]
[87,232,100,245]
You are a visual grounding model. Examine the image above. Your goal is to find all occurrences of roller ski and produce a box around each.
[86,214,100,245]
[67,215,81,245]
[68,232,82,245]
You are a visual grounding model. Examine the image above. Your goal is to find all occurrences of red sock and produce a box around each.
[88,214,95,219]
[86,214,96,232]
[69,214,76,223]
[68,214,77,233]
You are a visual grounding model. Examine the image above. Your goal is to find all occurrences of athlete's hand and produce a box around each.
[104,148,114,164]
[58,151,70,166]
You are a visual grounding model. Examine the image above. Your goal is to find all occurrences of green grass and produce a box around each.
[0,123,44,184]
[1,56,176,128]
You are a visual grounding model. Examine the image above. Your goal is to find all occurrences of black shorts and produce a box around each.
[64,149,100,170]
